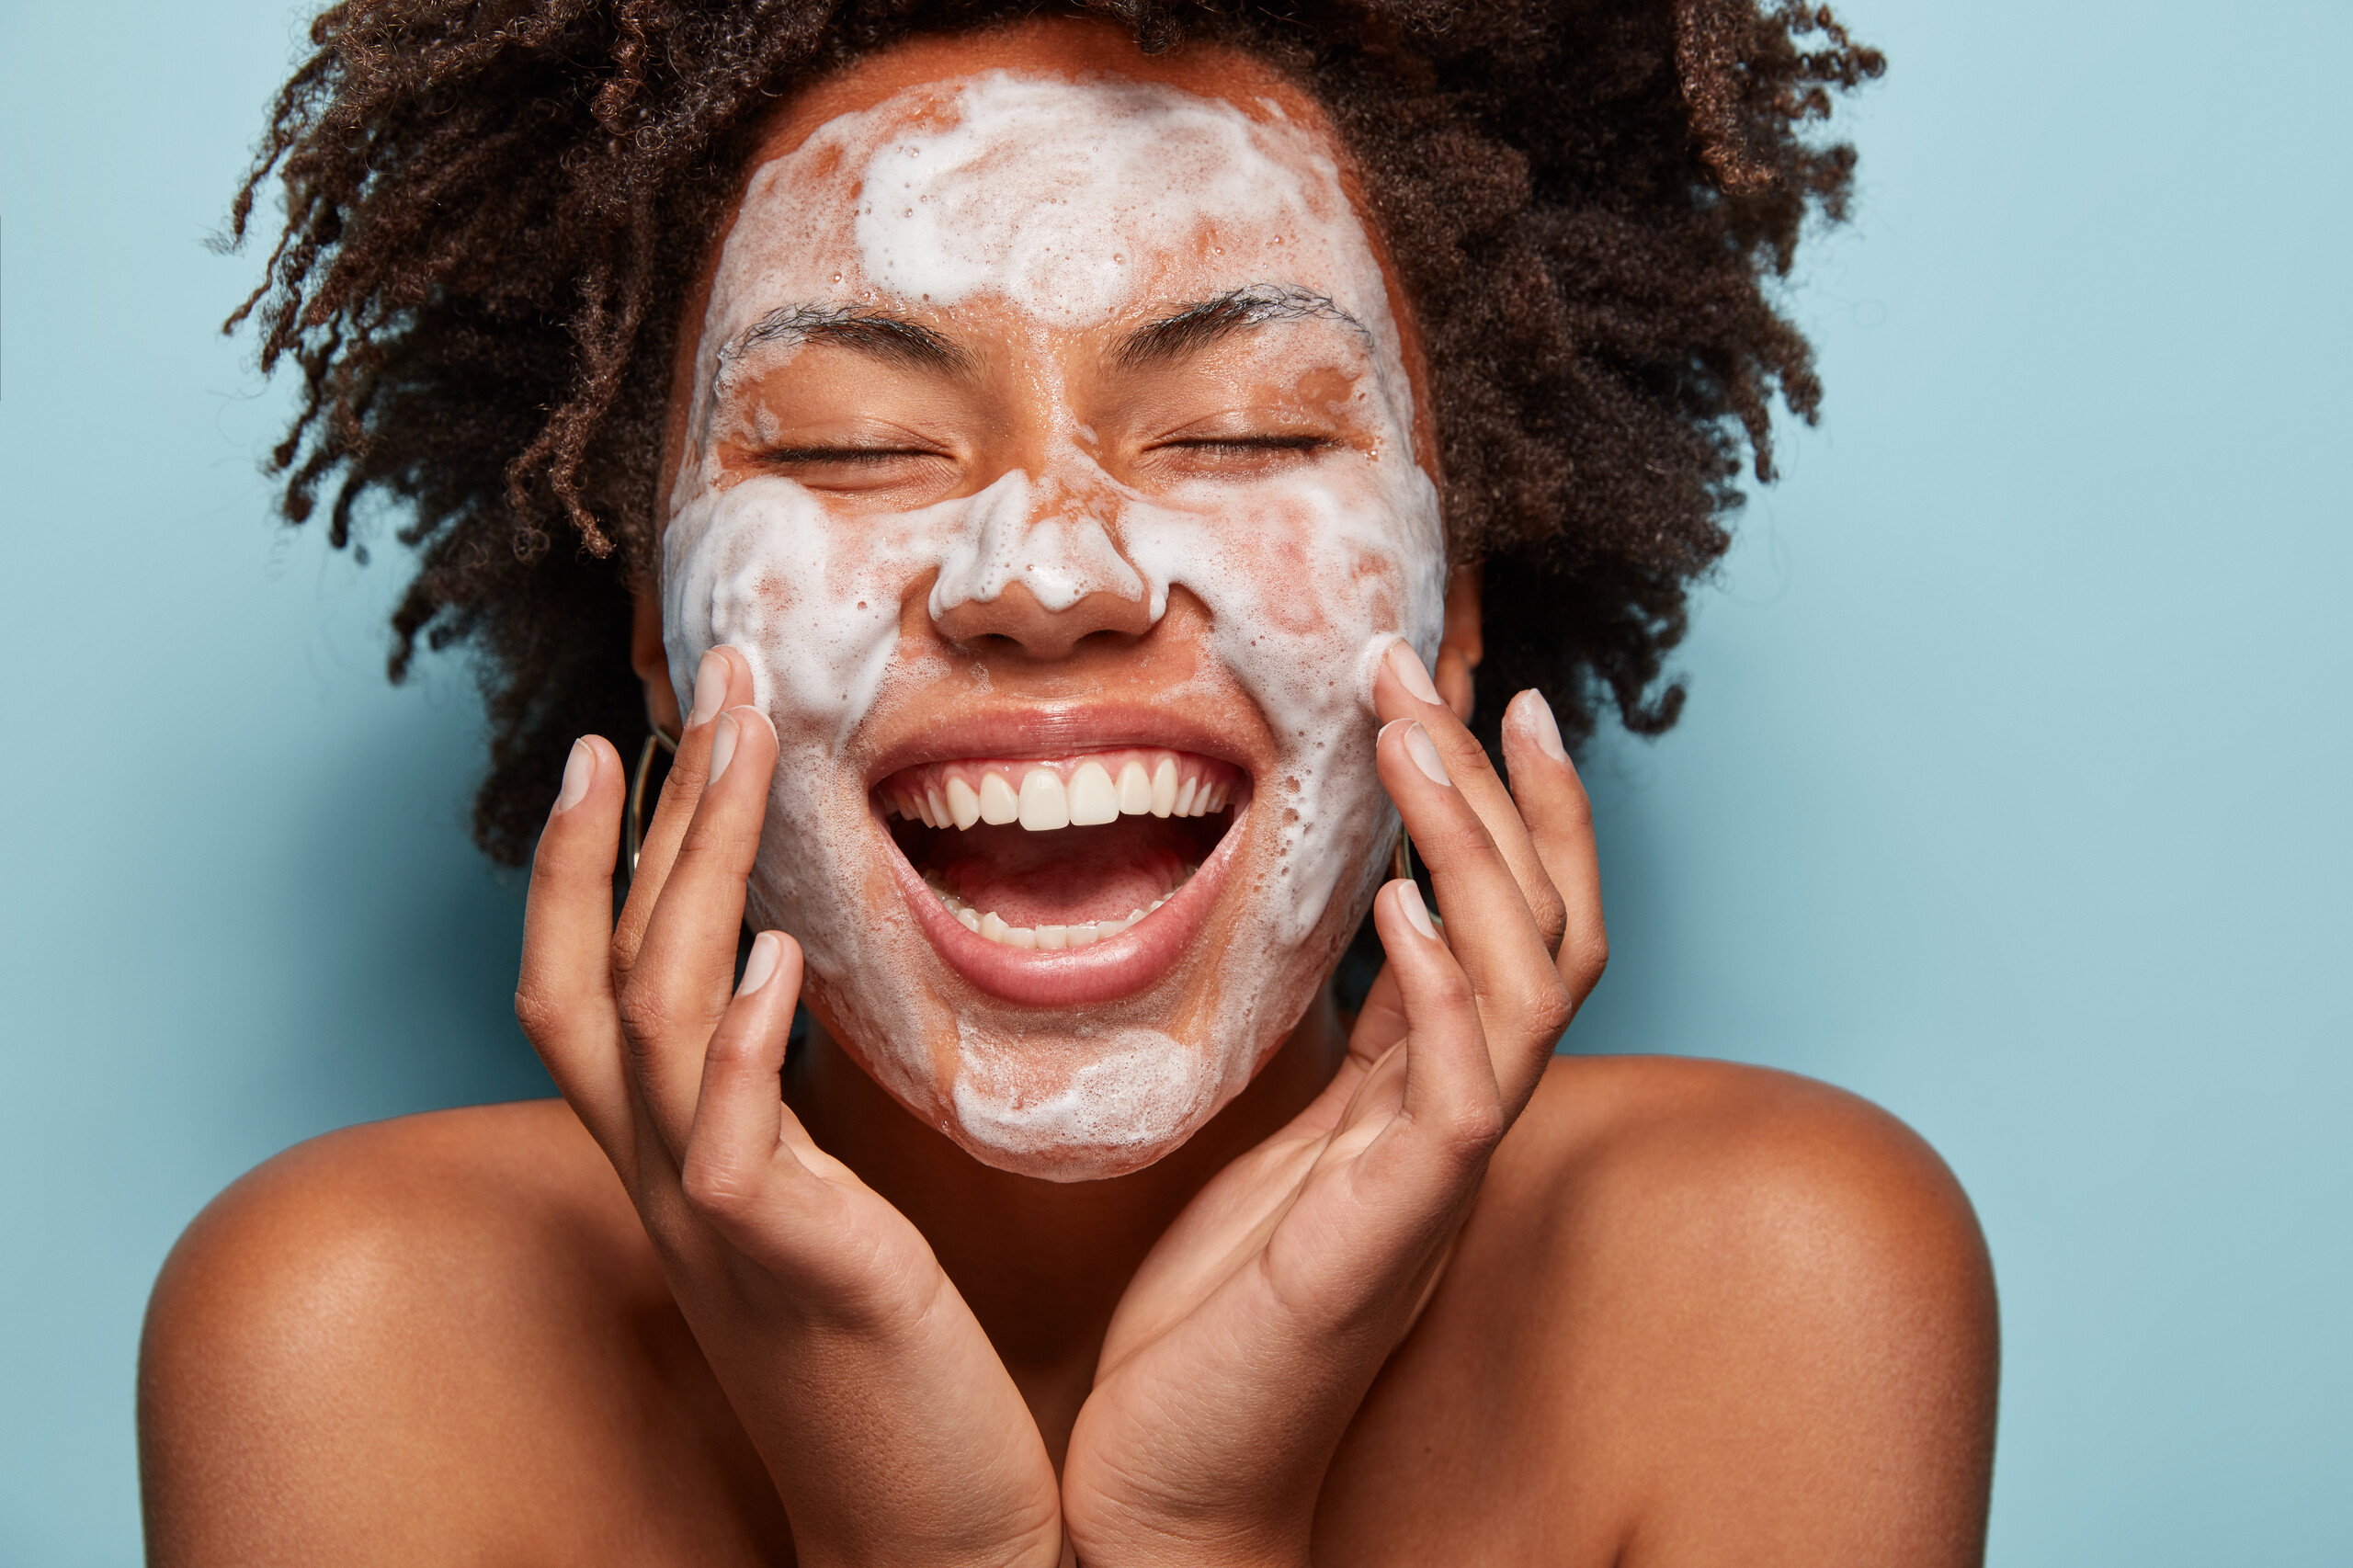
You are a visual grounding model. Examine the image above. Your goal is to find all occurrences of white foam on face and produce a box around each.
[928,470,1150,619]
[664,69,1445,1179]
[952,1025,1219,1161]
[859,74,1348,333]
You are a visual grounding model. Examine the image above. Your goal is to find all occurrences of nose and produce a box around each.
[932,579,1155,657]
[927,470,1158,658]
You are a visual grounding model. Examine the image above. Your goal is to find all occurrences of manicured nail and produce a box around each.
[1396,879,1438,941]
[1403,722,1451,786]
[737,931,782,996]
[709,712,739,783]
[1518,688,1568,762]
[1386,638,1442,705]
[686,649,728,728]
[552,738,594,812]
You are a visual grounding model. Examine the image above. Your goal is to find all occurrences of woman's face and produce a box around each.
[658,20,1446,1179]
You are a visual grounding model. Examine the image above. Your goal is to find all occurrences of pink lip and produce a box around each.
[880,798,1250,1006]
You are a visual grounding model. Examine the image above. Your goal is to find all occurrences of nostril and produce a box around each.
[930,580,1155,658]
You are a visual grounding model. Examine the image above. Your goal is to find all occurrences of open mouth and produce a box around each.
[874,747,1248,1003]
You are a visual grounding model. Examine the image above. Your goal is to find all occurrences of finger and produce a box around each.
[1304,883,1495,1276]
[1379,717,1572,1116]
[1346,959,1409,1074]
[615,644,759,971]
[1369,880,1504,1176]
[620,702,779,1154]
[1371,639,1566,956]
[516,736,632,1157]
[1500,688,1608,1010]
[679,931,813,1239]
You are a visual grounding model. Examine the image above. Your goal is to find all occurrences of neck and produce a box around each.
[785,993,1347,1461]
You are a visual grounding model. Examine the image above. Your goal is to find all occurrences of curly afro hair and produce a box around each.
[229,0,1881,866]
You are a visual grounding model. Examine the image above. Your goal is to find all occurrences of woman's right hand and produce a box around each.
[515,645,1063,1568]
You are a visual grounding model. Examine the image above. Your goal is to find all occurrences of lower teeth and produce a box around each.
[925,865,1198,949]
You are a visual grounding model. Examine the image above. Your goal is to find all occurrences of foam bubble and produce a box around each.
[951,1025,1215,1178]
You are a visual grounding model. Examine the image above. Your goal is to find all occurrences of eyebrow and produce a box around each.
[716,285,1367,379]
[1117,285,1370,369]
[719,304,971,375]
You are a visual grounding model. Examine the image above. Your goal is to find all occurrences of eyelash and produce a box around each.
[759,446,942,467]
[1154,435,1335,456]
[752,435,1336,472]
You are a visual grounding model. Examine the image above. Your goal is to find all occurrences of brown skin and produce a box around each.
[141,1070,1994,1565]
[141,20,1995,1567]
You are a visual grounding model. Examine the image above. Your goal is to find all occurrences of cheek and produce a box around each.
[1230,525,1333,641]
[1125,469,1440,953]
[665,479,928,739]
[1172,477,1432,664]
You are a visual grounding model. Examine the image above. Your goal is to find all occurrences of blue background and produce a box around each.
[3,0,2347,1561]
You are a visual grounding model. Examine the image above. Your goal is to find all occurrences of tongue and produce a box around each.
[929,819,1189,928]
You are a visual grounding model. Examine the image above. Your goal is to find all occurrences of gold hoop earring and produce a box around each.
[1391,824,1413,884]
[625,727,679,880]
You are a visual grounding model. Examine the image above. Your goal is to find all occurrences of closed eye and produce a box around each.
[745,442,961,501]
[1134,432,1339,483]
[1153,435,1335,455]
[757,445,945,466]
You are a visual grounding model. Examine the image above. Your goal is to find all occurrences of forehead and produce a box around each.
[697,29,1395,348]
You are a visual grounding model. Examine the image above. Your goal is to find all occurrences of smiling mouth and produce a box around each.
[878,747,1244,952]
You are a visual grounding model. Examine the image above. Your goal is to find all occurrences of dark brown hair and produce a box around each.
[231,0,1881,864]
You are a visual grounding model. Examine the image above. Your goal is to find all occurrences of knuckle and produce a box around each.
[679,1149,756,1222]
[512,982,568,1043]
[608,922,647,982]
[1538,780,1596,834]
[1572,930,1611,986]
[1423,1086,1504,1163]
[700,1026,753,1067]
[1419,962,1477,1012]
[1530,884,1569,951]
[1451,1098,1506,1153]
[1441,726,1501,781]
[663,756,710,798]
[673,822,765,879]
[614,984,683,1049]
[1523,973,1575,1040]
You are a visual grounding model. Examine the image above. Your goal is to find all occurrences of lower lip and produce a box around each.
[882,802,1248,1007]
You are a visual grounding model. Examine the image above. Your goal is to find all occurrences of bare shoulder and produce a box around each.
[148,1099,635,1287]
[1321,1056,1998,1567]
[141,1102,649,1410]
[139,1100,785,1567]
[1495,1053,1994,1302]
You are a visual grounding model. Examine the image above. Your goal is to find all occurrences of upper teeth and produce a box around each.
[882,752,1234,832]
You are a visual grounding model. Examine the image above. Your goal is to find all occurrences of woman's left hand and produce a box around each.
[1060,645,1610,1568]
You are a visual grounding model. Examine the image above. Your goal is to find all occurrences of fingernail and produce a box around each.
[709,711,739,783]
[737,931,782,996]
[1386,639,1442,705]
[686,649,728,728]
[552,738,594,812]
[1519,688,1568,762]
[1396,879,1438,941]
[1403,722,1451,786]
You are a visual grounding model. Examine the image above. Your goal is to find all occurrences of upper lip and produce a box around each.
[858,699,1261,789]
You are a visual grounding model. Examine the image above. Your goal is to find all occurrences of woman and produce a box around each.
[141,5,1996,1563]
